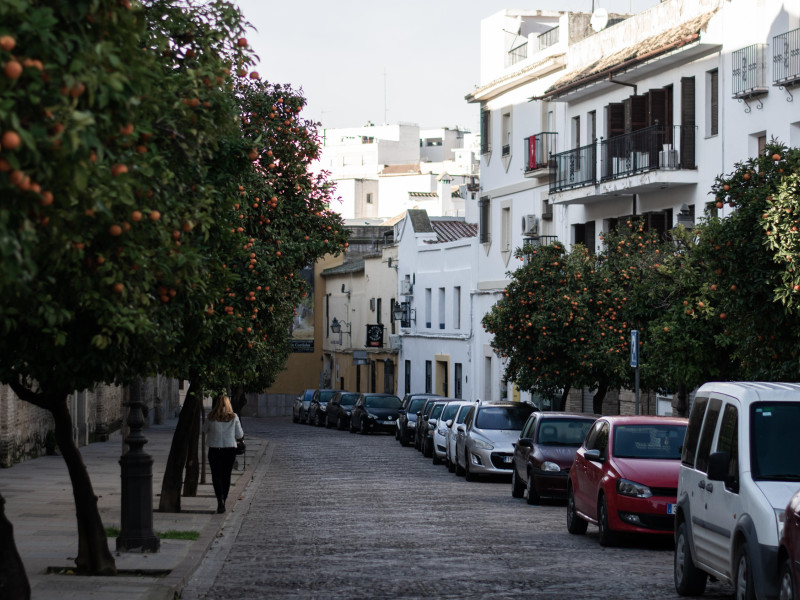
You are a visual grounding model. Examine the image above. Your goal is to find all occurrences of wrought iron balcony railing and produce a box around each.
[549,143,596,193]
[600,125,685,181]
[773,28,800,85]
[732,43,769,97]
[538,26,559,51]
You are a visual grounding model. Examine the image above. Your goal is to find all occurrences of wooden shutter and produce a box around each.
[626,95,647,132]
[607,103,625,138]
[480,109,491,154]
[585,220,596,255]
[710,70,719,136]
[680,77,696,168]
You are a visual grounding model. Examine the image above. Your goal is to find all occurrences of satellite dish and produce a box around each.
[590,7,609,32]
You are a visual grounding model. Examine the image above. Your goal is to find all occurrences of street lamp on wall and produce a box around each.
[392,302,415,328]
[330,317,351,344]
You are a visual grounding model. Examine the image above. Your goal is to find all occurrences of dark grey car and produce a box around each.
[293,389,315,424]
[397,393,441,446]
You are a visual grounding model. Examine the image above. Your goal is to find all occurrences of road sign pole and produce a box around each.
[630,330,640,415]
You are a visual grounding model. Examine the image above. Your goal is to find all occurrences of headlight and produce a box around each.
[470,437,494,451]
[367,413,378,420]
[320,406,327,412]
[776,508,787,540]
[408,422,416,429]
[344,410,351,416]
[540,461,560,473]
[617,478,652,498]
[437,426,448,436]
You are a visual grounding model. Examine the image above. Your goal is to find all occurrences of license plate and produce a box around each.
[667,503,676,515]
[503,456,513,463]
[380,420,394,425]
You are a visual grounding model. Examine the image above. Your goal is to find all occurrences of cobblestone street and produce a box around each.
[182,416,734,600]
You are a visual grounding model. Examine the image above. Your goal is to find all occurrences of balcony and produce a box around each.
[507,41,528,68]
[601,125,687,181]
[538,26,559,52]
[549,143,597,194]
[732,43,769,99]
[524,132,557,178]
[773,28,800,86]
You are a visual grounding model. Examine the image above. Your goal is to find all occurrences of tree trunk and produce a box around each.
[0,493,30,600]
[51,396,117,575]
[592,381,609,415]
[158,380,201,512]
[553,387,570,411]
[230,383,247,414]
[676,383,689,417]
[182,399,201,497]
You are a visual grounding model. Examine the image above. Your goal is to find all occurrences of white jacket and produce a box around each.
[203,415,243,448]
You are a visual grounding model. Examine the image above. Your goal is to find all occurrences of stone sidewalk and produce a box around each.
[0,415,268,600]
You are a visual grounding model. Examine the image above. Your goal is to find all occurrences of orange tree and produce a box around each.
[157,75,348,512]
[690,141,800,380]
[482,242,629,411]
[0,0,253,575]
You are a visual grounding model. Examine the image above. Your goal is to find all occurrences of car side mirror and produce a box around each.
[416,411,421,417]
[585,448,604,462]
[399,409,406,415]
[456,424,466,432]
[445,419,453,427]
[517,438,533,449]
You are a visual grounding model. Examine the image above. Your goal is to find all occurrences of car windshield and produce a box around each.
[339,394,358,406]
[319,390,336,403]
[613,424,687,460]
[752,402,800,481]
[365,395,402,409]
[475,405,534,430]
[537,418,594,447]
[430,404,444,419]
[441,403,460,422]
[408,397,428,412]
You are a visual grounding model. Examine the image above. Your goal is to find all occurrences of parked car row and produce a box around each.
[294,382,800,600]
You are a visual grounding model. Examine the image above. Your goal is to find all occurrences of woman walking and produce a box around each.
[203,396,244,513]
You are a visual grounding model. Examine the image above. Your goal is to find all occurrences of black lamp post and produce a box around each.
[117,378,160,552]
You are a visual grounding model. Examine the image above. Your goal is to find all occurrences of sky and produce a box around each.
[233,0,645,133]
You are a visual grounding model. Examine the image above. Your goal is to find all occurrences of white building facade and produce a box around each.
[393,0,800,411]
[318,123,479,220]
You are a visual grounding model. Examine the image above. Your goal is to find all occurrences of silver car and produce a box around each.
[433,400,471,466]
[455,401,538,481]
[446,402,476,472]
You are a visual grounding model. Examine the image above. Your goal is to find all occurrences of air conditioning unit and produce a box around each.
[522,214,539,237]
[400,280,413,296]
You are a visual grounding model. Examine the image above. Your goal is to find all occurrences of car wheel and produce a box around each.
[455,453,465,476]
[464,456,476,482]
[423,439,432,458]
[566,484,588,535]
[337,415,345,430]
[674,520,708,596]
[511,468,525,499]
[349,420,356,433]
[314,413,321,427]
[359,418,369,435]
[448,454,456,473]
[779,556,794,600]
[735,544,756,600]
[400,430,409,447]
[597,494,616,547]
[432,450,440,465]
[292,411,299,423]
[325,415,332,428]
[526,472,541,505]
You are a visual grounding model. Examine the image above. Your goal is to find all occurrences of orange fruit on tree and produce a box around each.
[113,283,124,294]
[109,224,123,236]
[0,36,15,52]
[111,164,128,177]
[149,210,161,221]
[4,60,22,80]
[131,210,142,222]
[2,130,21,150]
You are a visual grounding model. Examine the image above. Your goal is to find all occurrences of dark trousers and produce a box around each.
[208,447,237,502]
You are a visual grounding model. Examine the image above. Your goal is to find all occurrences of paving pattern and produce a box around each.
[183,417,735,600]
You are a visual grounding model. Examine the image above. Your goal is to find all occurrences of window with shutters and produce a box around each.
[479,197,491,244]
[480,108,492,155]
[606,103,625,138]
[573,222,596,255]
[572,116,581,148]
[707,69,719,137]
[681,77,696,169]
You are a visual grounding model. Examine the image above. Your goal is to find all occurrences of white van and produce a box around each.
[673,382,800,599]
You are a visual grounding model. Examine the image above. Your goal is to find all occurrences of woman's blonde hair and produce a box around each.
[208,395,235,422]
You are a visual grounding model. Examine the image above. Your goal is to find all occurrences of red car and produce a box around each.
[779,489,800,600]
[566,415,688,546]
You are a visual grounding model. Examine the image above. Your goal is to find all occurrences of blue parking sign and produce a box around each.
[630,330,639,367]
